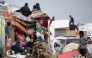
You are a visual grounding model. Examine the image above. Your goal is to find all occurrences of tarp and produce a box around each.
[58,50,79,58]
[78,23,92,41]
[62,43,79,53]
[50,19,69,29]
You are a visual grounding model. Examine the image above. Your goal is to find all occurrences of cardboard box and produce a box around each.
[66,30,87,36]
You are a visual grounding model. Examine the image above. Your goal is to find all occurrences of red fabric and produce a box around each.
[16,31,25,39]
[41,19,52,28]
[44,34,48,40]
[20,42,26,47]
[58,50,79,58]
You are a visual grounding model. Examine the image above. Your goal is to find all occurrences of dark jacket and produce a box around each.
[70,17,74,23]
[69,24,78,30]
[16,6,32,16]
[26,42,34,48]
[33,5,41,11]
[11,44,22,54]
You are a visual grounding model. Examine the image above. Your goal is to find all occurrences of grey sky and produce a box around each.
[6,0,92,23]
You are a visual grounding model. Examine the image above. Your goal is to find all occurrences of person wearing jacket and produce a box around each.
[16,3,32,16]
[11,40,23,54]
[69,15,74,26]
[33,3,41,11]
[26,38,34,53]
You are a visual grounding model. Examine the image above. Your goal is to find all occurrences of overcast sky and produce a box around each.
[6,0,92,24]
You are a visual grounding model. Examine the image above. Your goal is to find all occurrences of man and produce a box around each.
[69,15,74,25]
[33,3,41,11]
[26,38,34,54]
[11,40,23,54]
[16,3,32,16]
[69,22,78,30]
[79,31,90,58]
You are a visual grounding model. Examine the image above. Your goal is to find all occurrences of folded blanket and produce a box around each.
[14,12,32,22]
[31,12,47,18]
[27,29,35,34]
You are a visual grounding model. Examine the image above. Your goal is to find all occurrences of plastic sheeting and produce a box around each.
[78,23,92,41]
[62,43,79,53]
[51,19,69,29]
[58,50,79,58]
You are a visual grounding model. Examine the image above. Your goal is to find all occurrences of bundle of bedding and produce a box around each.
[15,18,36,27]
[14,11,49,22]
[14,12,32,22]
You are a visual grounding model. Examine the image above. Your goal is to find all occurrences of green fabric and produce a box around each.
[36,22,43,32]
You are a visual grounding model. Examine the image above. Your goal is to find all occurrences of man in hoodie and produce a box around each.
[16,3,32,16]
[33,3,41,11]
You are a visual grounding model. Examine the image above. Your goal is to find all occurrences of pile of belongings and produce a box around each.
[4,12,14,20]
[32,41,50,58]
[14,10,49,22]
[3,8,52,35]
[0,1,9,7]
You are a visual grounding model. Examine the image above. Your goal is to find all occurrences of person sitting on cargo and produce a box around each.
[38,36,46,42]
[26,38,34,54]
[16,3,32,16]
[6,38,13,51]
[32,3,41,11]
[26,35,30,42]
[69,22,78,30]
[11,40,23,54]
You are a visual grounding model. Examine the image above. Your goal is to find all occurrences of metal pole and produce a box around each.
[48,19,50,45]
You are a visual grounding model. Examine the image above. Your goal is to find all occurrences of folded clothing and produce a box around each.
[31,12,47,18]
[27,29,35,34]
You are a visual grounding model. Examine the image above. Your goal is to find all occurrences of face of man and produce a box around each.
[36,3,40,6]
[37,4,39,6]
[79,33,84,38]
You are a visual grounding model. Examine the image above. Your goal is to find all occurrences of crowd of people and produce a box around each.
[5,3,48,56]
[6,31,46,55]
[4,2,90,58]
